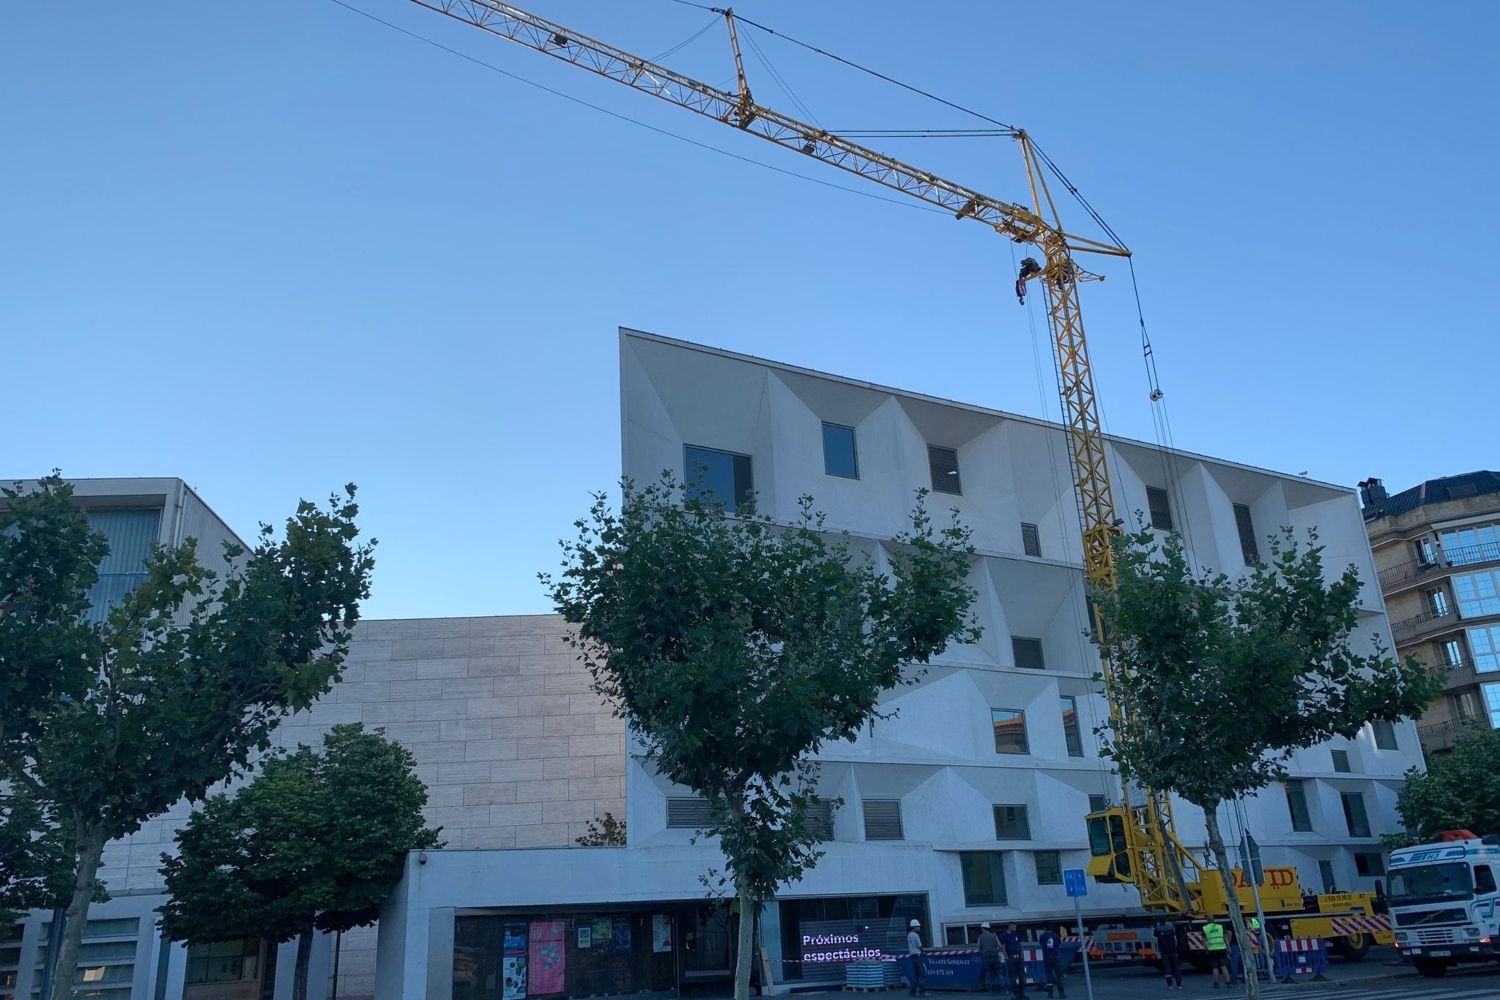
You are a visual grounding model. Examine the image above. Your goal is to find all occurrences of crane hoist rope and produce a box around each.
[400,0,1200,916]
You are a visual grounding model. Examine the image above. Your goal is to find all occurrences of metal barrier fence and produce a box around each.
[1273,938,1328,982]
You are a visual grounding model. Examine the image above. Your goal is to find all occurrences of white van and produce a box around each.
[1387,832,1500,978]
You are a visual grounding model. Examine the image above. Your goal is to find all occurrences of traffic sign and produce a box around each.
[1063,868,1088,897]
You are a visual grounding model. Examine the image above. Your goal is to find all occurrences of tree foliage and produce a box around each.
[545,477,977,1000]
[0,475,375,1000]
[1093,525,1438,1000]
[160,724,442,1000]
[0,790,75,925]
[1397,727,1500,841]
[575,812,626,847]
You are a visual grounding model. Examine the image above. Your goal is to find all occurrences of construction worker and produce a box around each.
[1154,918,1183,991]
[1040,925,1066,999]
[1203,920,1229,989]
[976,922,1004,992]
[1232,918,1262,984]
[1000,922,1027,999]
[906,919,927,997]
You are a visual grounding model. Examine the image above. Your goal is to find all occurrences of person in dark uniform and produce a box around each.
[1154,918,1182,990]
[1000,923,1027,999]
[977,923,1004,992]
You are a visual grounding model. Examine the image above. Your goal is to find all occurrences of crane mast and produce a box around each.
[407,0,1198,915]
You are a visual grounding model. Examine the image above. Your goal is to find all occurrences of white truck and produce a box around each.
[1387,831,1500,977]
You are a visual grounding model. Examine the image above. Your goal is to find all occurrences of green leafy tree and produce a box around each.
[1093,526,1437,1000]
[575,812,626,847]
[0,475,374,1000]
[0,790,75,925]
[545,477,977,1000]
[159,724,442,1000]
[1396,727,1500,841]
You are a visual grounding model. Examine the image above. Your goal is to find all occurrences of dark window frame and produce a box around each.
[928,445,962,495]
[1011,637,1046,670]
[1233,503,1259,565]
[863,799,905,841]
[1353,851,1384,876]
[1033,850,1063,885]
[991,708,1030,755]
[1371,720,1398,751]
[1284,779,1313,833]
[1021,522,1041,558]
[821,422,859,479]
[1331,748,1351,773]
[1146,486,1174,531]
[1341,792,1371,838]
[1061,696,1084,758]
[960,852,1008,907]
[683,444,754,512]
[993,804,1032,840]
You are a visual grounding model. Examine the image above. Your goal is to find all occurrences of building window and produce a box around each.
[960,852,1007,906]
[1413,537,1437,566]
[806,798,835,841]
[1284,780,1313,833]
[1146,486,1174,531]
[666,796,720,829]
[186,938,260,985]
[1341,792,1371,838]
[992,709,1029,755]
[1021,522,1041,558]
[1426,588,1451,617]
[1318,859,1337,893]
[822,423,858,479]
[1061,696,1085,757]
[1034,850,1063,885]
[35,918,139,996]
[1371,720,1398,750]
[1454,569,1500,617]
[1088,794,1108,814]
[1451,689,1481,722]
[1331,749,1351,773]
[1469,626,1500,673]
[1233,503,1259,565]
[863,799,904,841]
[1442,638,1465,667]
[1441,524,1500,566]
[928,445,961,495]
[994,804,1032,840]
[1011,637,1045,670]
[1353,851,1384,877]
[1484,682,1500,728]
[684,445,753,512]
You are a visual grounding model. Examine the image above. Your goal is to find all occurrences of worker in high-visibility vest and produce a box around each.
[1203,921,1229,989]
[1232,918,1262,984]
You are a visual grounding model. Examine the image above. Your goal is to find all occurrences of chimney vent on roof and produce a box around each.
[1357,478,1388,510]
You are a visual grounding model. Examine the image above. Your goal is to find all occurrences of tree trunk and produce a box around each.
[734,874,754,1000]
[294,924,314,1000]
[1204,805,1258,1000]
[47,822,107,1000]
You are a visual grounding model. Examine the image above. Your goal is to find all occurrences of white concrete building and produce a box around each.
[370,331,1424,998]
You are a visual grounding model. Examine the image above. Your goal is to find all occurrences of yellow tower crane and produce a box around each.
[403,0,1196,916]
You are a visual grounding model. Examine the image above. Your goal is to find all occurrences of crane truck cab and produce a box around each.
[1387,830,1500,977]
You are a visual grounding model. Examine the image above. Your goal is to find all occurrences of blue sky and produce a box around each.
[5,1,1495,618]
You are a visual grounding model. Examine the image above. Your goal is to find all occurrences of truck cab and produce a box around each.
[1387,831,1500,977]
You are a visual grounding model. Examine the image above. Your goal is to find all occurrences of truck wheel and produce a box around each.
[1329,933,1370,961]
[1413,958,1448,978]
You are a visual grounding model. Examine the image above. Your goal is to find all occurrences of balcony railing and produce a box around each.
[1417,717,1488,754]
[1379,542,1500,589]
[1391,606,1461,641]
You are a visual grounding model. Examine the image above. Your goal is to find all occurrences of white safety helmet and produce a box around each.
[910,919,921,928]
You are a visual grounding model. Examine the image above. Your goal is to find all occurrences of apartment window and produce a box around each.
[1146,486,1174,531]
[1284,780,1313,833]
[1061,696,1085,758]
[1442,638,1465,667]
[1021,522,1042,558]
[1441,524,1500,566]
[1318,859,1337,893]
[1088,794,1109,814]
[960,852,1007,906]
[1353,851,1384,877]
[1331,749,1351,773]
[1455,569,1500,617]
[1469,626,1500,673]
[1485,682,1500,728]
[863,799,904,841]
[186,938,259,985]
[991,709,1030,755]
[1413,537,1437,566]
[684,445,753,512]
[35,917,139,996]
[806,798,835,841]
[994,804,1032,840]
[1371,720,1398,751]
[1233,503,1259,565]
[666,796,719,829]
[822,422,858,479]
[1012,637,1046,670]
[1426,588,1451,617]
[1034,850,1063,885]
[1341,792,1371,838]
[1451,690,1481,722]
[928,445,962,495]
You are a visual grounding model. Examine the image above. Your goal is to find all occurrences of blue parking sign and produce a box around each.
[1063,868,1088,897]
